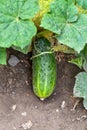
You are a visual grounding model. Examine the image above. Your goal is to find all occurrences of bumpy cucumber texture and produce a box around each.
[32,37,57,100]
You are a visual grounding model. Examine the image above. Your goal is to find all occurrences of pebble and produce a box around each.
[25,81,29,85]
[21,112,27,116]
[8,78,12,85]
[76,115,87,121]
[21,120,32,130]
[13,127,16,130]
[61,100,66,109]
[35,106,38,109]
[53,92,56,95]
[12,104,17,112]
[8,55,20,66]
[56,109,59,112]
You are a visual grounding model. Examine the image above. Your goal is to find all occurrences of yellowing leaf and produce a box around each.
[77,5,87,14]
[33,0,54,27]
[53,44,75,53]
[37,30,53,42]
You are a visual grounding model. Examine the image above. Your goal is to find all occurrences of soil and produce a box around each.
[0,49,87,130]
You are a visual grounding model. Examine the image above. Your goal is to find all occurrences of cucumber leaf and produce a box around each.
[80,44,87,72]
[0,0,39,49]
[69,57,83,69]
[41,0,78,34]
[0,48,6,65]
[83,98,87,110]
[74,72,87,109]
[41,0,87,53]
[70,44,87,71]
[83,60,87,72]
[76,0,87,10]
[33,0,53,28]
[12,45,31,54]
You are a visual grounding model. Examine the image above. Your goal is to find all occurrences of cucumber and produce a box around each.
[32,37,57,100]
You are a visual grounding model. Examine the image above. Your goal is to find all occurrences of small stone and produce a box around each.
[21,112,27,116]
[12,105,17,112]
[13,127,16,130]
[53,92,56,95]
[8,55,20,66]
[8,78,12,85]
[25,81,29,85]
[56,109,59,112]
[76,115,87,121]
[52,98,55,101]
[72,119,75,122]
[35,106,38,109]
[61,101,66,109]
[21,120,32,130]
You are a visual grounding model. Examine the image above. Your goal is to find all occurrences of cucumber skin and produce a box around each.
[32,37,57,99]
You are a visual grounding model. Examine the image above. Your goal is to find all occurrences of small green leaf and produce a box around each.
[74,72,87,109]
[69,57,83,69]
[0,0,39,49]
[0,48,6,65]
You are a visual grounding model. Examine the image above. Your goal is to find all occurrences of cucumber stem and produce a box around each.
[30,51,53,60]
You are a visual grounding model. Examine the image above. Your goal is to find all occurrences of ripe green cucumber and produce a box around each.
[32,37,57,100]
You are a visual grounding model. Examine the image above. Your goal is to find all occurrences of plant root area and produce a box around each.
[0,49,87,130]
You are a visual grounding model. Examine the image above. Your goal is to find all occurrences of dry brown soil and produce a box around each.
[0,50,87,130]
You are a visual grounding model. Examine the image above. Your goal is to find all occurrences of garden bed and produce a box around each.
[0,50,87,130]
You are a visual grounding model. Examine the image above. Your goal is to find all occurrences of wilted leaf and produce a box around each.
[33,0,53,27]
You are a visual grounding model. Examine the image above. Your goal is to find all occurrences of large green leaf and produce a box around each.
[74,72,87,109]
[0,0,39,49]
[0,48,6,65]
[57,14,87,53]
[41,0,78,34]
[41,0,87,53]
[76,0,87,10]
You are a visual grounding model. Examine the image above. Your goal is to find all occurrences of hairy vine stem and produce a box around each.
[30,51,53,60]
